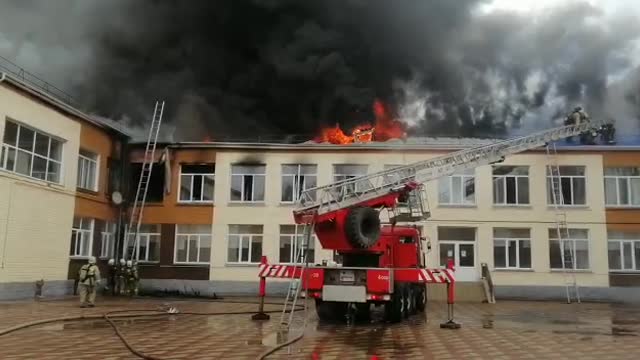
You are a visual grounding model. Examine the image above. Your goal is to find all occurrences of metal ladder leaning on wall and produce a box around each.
[546,143,581,304]
[124,101,165,261]
[279,223,313,335]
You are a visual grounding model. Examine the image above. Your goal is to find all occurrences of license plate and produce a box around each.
[339,270,355,282]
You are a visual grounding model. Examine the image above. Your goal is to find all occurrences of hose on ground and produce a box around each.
[0,299,305,360]
[255,330,305,360]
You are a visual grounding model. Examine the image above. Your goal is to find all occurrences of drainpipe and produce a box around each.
[1,182,13,269]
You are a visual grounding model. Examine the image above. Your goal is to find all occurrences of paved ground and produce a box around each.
[0,296,639,359]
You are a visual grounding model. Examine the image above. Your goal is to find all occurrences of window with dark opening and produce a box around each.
[129,162,165,203]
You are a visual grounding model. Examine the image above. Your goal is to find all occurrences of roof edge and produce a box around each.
[0,72,129,137]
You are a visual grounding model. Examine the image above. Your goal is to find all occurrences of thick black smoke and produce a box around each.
[2,0,640,140]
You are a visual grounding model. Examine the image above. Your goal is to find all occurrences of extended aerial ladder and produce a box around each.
[124,101,165,261]
[294,121,593,220]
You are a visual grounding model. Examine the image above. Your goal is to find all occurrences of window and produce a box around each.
[608,231,640,272]
[333,164,368,194]
[604,168,640,207]
[175,224,212,264]
[125,224,161,262]
[100,222,116,259]
[439,169,475,205]
[179,164,215,203]
[77,149,99,191]
[130,163,165,202]
[1,120,63,183]
[279,225,315,263]
[230,165,266,202]
[281,164,317,203]
[546,166,586,206]
[383,164,414,185]
[493,166,529,205]
[71,217,94,258]
[493,228,531,269]
[549,228,589,270]
[227,225,263,264]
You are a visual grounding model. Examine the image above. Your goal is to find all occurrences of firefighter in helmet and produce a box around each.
[125,260,139,296]
[104,259,117,295]
[78,256,101,307]
[117,258,127,295]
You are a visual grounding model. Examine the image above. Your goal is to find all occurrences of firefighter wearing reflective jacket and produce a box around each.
[125,260,139,296]
[117,258,126,295]
[78,256,101,307]
[564,106,590,126]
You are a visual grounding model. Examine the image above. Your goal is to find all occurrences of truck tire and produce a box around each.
[416,284,427,313]
[404,285,414,318]
[385,283,405,323]
[316,299,347,321]
[345,207,381,248]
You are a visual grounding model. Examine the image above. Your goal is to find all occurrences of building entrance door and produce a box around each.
[439,241,479,281]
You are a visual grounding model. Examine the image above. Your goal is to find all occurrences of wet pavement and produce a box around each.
[0,296,639,359]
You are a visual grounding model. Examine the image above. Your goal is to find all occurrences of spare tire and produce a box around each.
[345,207,381,248]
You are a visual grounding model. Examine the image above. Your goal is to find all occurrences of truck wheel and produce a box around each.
[385,284,404,323]
[355,303,371,322]
[416,285,427,313]
[345,207,381,248]
[316,299,347,321]
[404,285,414,317]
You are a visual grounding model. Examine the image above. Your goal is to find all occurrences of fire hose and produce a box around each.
[0,299,305,360]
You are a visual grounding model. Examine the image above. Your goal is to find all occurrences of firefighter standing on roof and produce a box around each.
[78,256,101,307]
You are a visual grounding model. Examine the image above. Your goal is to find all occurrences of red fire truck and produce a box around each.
[256,120,594,325]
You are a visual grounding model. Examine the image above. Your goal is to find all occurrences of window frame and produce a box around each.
[608,235,640,272]
[77,149,99,191]
[549,228,591,271]
[493,229,532,270]
[70,218,94,258]
[604,168,640,208]
[177,164,216,204]
[546,166,587,207]
[125,225,161,263]
[174,224,212,265]
[333,164,369,193]
[230,165,266,203]
[279,224,316,264]
[227,225,263,264]
[1,119,64,184]
[438,169,476,206]
[280,164,318,204]
[99,222,116,259]
[492,166,530,206]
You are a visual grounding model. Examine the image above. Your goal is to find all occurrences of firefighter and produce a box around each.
[125,260,139,296]
[565,106,590,126]
[105,259,117,295]
[78,256,101,308]
[117,258,127,295]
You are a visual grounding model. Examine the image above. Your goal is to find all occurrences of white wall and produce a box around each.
[209,149,608,287]
[0,84,80,283]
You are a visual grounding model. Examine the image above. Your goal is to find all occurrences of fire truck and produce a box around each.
[257,119,598,325]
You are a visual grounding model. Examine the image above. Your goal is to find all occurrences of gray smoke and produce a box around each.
[1,0,640,140]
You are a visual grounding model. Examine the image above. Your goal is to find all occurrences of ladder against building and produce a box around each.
[295,122,593,219]
[124,101,165,260]
[279,223,313,334]
[546,143,581,304]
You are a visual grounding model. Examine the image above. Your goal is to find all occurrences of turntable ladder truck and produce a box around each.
[256,120,594,327]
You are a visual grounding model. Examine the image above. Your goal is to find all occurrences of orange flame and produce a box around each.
[314,99,406,144]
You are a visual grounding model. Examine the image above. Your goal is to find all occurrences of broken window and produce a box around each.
[230,164,266,202]
[439,168,475,205]
[179,164,215,203]
[129,162,165,203]
[546,166,586,206]
[281,164,317,203]
[492,166,529,205]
